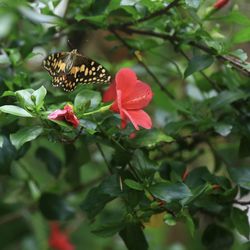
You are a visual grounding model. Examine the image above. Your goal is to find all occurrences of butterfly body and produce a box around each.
[43,49,111,91]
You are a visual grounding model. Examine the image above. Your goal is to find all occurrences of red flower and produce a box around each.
[103,68,153,130]
[49,222,75,250]
[48,104,79,128]
[213,0,229,9]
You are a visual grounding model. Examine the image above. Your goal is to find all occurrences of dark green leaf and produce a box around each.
[10,126,43,150]
[36,147,62,177]
[228,167,250,190]
[124,179,144,191]
[132,149,156,179]
[202,224,234,250]
[0,136,16,174]
[184,55,214,78]
[231,207,250,239]
[0,105,33,117]
[81,175,121,219]
[39,192,75,220]
[119,223,148,250]
[149,182,192,203]
[92,219,125,237]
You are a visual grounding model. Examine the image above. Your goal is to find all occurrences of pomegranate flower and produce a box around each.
[213,0,229,9]
[48,104,79,128]
[103,68,153,130]
[48,222,75,250]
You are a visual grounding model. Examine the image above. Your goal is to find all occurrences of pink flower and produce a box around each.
[48,105,79,128]
[213,0,229,9]
[103,68,153,130]
[48,222,75,250]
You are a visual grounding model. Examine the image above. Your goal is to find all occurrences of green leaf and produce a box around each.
[10,126,43,150]
[230,49,248,61]
[31,86,47,109]
[233,27,250,44]
[0,105,33,117]
[231,207,250,239]
[119,223,149,250]
[132,149,156,179]
[202,224,234,250]
[214,123,233,137]
[39,193,75,220]
[185,0,200,9]
[92,219,125,237]
[219,11,250,25]
[239,136,250,158]
[131,129,174,148]
[36,147,62,177]
[15,89,34,109]
[81,175,121,219]
[0,136,16,175]
[149,182,192,203]
[74,89,101,113]
[184,55,214,78]
[124,179,144,191]
[228,167,250,190]
[163,213,176,226]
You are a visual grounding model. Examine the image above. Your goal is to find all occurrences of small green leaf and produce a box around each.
[15,89,34,109]
[132,129,174,148]
[231,207,250,239]
[214,123,233,137]
[74,89,101,113]
[10,126,43,150]
[149,182,192,203]
[164,213,176,226]
[185,0,200,9]
[124,179,144,191]
[184,55,214,78]
[39,193,75,220]
[0,105,33,117]
[230,49,248,61]
[31,86,47,109]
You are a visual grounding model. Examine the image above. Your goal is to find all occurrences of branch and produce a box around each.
[116,27,250,77]
[118,0,181,27]
[110,28,174,99]
[234,200,250,206]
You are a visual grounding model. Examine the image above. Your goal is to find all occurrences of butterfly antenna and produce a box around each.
[67,40,75,50]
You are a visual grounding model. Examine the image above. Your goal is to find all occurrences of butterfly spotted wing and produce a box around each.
[43,49,112,92]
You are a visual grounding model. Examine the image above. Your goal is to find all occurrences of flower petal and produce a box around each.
[48,109,67,120]
[122,80,153,110]
[115,68,137,99]
[123,109,152,130]
[103,80,117,102]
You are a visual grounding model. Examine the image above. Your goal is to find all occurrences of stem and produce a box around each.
[80,104,112,117]
[96,142,113,174]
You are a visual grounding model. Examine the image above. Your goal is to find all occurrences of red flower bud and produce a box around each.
[213,0,229,9]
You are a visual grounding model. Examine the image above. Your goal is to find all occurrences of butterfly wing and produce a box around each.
[43,52,68,77]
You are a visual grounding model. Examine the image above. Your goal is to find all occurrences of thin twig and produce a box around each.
[110,28,174,99]
[96,142,113,173]
[116,27,250,77]
[117,0,181,27]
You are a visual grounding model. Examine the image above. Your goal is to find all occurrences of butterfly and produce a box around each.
[43,49,112,92]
